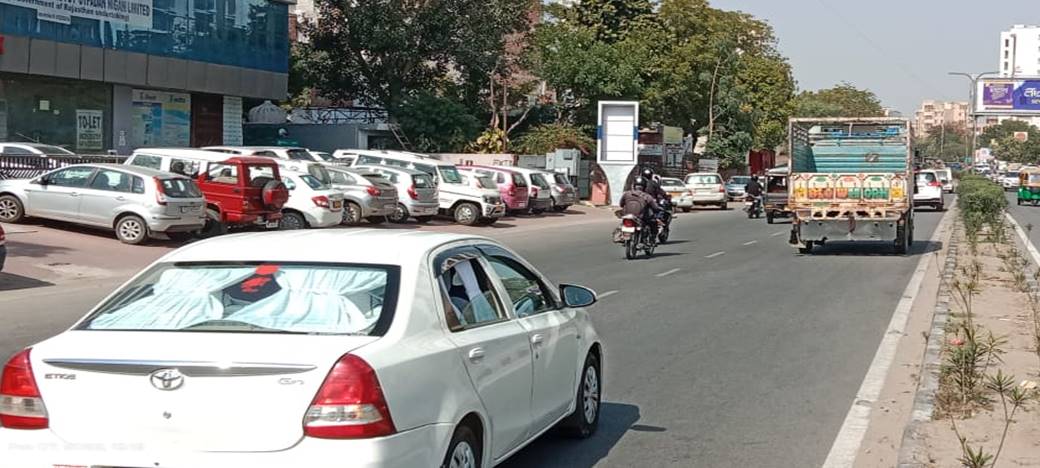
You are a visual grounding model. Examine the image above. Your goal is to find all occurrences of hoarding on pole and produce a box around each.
[978,79,1040,113]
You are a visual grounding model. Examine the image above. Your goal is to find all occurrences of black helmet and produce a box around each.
[633,176,647,189]
[751,175,759,182]
[642,168,654,178]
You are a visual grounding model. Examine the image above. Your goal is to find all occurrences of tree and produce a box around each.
[302,0,531,111]
[792,83,884,117]
[393,92,481,153]
[979,119,1033,149]
[574,0,655,43]
[917,123,969,162]
[513,123,596,155]
[978,120,1040,163]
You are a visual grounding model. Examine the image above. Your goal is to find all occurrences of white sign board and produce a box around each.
[597,101,639,165]
[76,109,104,151]
[5,0,154,27]
[222,96,244,145]
[699,158,719,173]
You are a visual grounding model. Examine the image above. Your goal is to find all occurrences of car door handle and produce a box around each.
[531,334,544,346]
[69,192,79,197]
[467,347,485,362]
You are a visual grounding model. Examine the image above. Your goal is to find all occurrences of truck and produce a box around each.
[787,118,914,255]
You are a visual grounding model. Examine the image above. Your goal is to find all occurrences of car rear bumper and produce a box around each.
[0,423,455,468]
[552,193,577,206]
[364,199,398,217]
[403,200,439,216]
[305,207,344,228]
[147,215,206,233]
[529,198,553,211]
[680,193,726,204]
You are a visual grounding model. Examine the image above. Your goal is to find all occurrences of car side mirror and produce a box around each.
[36,176,50,186]
[560,284,597,308]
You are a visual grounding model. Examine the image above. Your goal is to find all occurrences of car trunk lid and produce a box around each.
[31,331,377,452]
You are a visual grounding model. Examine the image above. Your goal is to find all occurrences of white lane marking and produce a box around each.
[771,231,786,237]
[598,290,619,299]
[1006,212,1040,267]
[743,240,758,246]
[655,268,681,277]
[822,207,955,468]
[705,251,725,258]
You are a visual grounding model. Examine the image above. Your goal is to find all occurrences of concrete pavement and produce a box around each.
[0,201,948,467]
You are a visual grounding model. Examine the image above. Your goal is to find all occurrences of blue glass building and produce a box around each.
[0,0,290,153]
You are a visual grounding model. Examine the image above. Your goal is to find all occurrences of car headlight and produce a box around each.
[483,195,500,204]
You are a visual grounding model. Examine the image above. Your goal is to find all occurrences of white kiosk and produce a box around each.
[596,101,639,205]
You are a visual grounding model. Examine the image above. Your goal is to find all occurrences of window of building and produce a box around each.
[0,75,111,152]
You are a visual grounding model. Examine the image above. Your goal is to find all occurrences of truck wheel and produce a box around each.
[798,241,814,255]
[766,211,775,224]
[1018,198,1023,206]
[894,229,909,255]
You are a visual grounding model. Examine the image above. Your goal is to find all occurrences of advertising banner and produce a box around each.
[979,79,1040,112]
[130,89,190,147]
[222,96,243,145]
[1,0,153,28]
[75,109,104,150]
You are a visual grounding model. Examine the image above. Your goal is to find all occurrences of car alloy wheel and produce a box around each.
[343,202,362,226]
[454,203,479,225]
[0,196,23,223]
[116,216,147,245]
[389,204,409,223]
[583,364,600,425]
[448,441,477,468]
[280,212,306,230]
[442,425,481,468]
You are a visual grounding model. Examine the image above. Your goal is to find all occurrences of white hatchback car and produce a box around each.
[279,171,345,229]
[0,231,604,468]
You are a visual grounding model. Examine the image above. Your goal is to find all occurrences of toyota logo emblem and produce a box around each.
[149,368,185,391]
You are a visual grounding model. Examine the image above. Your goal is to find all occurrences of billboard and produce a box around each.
[978,79,1040,113]
[2,0,153,28]
[596,101,639,165]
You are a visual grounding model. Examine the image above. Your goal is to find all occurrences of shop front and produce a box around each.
[0,73,112,153]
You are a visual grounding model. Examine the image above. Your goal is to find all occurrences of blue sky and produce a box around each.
[711,0,1036,114]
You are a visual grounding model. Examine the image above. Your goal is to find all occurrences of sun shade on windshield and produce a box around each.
[79,263,397,335]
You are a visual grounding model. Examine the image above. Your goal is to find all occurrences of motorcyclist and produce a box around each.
[620,177,661,235]
[641,168,668,201]
[745,175,764,213]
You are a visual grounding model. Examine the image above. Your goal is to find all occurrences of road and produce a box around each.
[0,201,949,467]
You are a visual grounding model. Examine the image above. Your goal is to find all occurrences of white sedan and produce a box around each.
[279,171,344,229]
[0,231,604,468]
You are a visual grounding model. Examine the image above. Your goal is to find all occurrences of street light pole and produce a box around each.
[948,71,999,165]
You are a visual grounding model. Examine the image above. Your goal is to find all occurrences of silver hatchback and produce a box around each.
[0,164,206,244]
[326,167,400,225]
[357,165,439,223]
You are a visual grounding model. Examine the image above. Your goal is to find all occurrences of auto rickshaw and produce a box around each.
[1017,167,1040,205]
[763,167,790,224]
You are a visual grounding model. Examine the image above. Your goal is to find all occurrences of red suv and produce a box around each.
[125,149,289,237]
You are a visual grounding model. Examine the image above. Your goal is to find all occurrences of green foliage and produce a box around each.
[792,82,885,117]
[574,0,655,43]
[513,124,595,155]
[957,174,1008,237]
[392,92,481,153]
[979,119,1033,148]
[917,124,970,162]
[468,128,508,153]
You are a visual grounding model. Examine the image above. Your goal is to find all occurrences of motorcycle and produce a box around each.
[744,195,763,219]
[657,197,673,243]
[614,212,657,260]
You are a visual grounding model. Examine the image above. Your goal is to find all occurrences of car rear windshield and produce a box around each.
[687,175,721,185]
[1029,174,1040,184]
[661,179,684,187]
[36,145,76,156]
[363,175,393,187]
[286,149,314,161]
[300,174,326,190]
[79,263,398,335]
[512,173,528,187]
[413,174,435,188]
[553,173,569,185]
[161,178,202,198]
[439,166,463,184]
[730,176,751,185]
[248,165,276,187]
[531,173,551,189]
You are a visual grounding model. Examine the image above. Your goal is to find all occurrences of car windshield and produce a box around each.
[916,172,937,183]
[247,165,276,187]
[1007,173,1019,179]
[531,173,551,189]
[78,263,396,335]
[687,175,721,185]
[1030,174,1040,184]
[413,173,435,188]
[439,166,463,184]
[312,152,334,161]
[161,178,202,198]
[729,176,751,185]
[553,174,569,184]
[286,149,314,161]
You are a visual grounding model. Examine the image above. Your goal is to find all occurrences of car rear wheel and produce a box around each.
[366,216,386,225]
[388,204,409,223]
[442,425,481,468]
[454,203,480,226]
[115,215,148,245]
[719,202,728,210]
[279,211,307,230]
[342,202,362,226]
[681,207,691,213]
[558,353,601,438]
[766,211,775,224]
[197,209,227,239]
[0,195,25,223]
[415,216,434,224]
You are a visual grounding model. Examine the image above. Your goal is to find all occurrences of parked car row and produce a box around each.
[0,148,582,245]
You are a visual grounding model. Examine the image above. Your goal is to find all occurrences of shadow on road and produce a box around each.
[803,240,943,257]
[500,402,643,468]
[5,240,73,258]
[0,272,54,291]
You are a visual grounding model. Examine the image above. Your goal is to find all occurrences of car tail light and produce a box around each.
[312,196,330,208]
[622,218,636,228]
[0,349,48,429]
[532,187,539,197]
[154,177,168,205]
[407,185,419,200]
[366,186,382,197]
[303,354,395,439]
[718,186,725,193]
[928,180,941,187]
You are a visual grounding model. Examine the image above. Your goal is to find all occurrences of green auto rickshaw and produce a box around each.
[1018,167,1040,205]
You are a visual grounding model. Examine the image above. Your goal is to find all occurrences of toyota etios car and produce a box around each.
[0,230,604,468]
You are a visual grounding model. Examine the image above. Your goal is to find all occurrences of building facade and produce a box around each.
[0,0,290,154]
[1000,25,1040,77]
[914,100,969,136]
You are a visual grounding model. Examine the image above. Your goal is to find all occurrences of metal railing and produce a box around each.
[0,155,128,180]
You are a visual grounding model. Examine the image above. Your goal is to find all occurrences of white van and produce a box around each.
[332,150,504,225]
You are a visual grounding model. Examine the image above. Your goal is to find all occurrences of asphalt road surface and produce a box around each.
[0,200,949,467]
